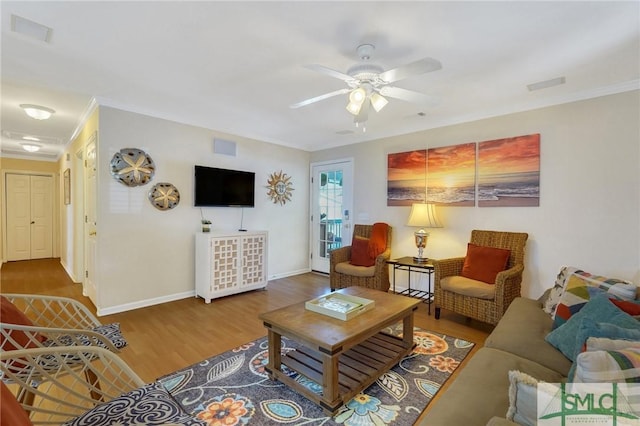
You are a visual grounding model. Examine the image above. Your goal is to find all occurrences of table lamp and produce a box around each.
[406,203,443,262]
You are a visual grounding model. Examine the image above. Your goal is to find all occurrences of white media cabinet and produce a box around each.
[195,230,268,303]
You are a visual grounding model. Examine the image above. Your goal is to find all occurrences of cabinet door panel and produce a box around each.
[211,237,239,291]
[241,234,266,287]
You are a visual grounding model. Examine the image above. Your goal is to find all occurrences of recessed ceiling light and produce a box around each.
[527,77,566,92]
[11,15,52,43]
[20,104,55,120]
[21,143,41,153]
[22,136,41,142]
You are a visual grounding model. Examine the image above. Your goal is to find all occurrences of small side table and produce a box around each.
[387,256,435,315]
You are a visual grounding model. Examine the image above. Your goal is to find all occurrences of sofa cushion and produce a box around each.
[335,261,375,277]
[440,275,496,300]
[417,348,565,426]
[350,236,375,267]
[545,294,640,362]
[484,297,573,375]
[461,243,510,284]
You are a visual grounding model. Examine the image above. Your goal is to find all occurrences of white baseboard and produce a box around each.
[96,269,314,316]
[97,290,195,317]
[268,268,311,280]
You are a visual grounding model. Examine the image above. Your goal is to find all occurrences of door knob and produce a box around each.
[30,221,35,224]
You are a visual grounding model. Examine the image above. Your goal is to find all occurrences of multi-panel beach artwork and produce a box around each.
[387,133,540,207]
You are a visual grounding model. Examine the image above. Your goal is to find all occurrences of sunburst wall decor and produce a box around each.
[266,170,294,205]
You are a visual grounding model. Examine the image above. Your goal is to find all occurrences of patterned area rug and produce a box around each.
[158,324,474,426]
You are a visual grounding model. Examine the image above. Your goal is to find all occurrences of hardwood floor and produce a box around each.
[1,258,493,419]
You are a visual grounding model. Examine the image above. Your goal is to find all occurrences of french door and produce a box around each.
[310,159,353,273]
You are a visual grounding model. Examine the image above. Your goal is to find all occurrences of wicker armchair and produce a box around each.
[432,230,528,325]
[329,224,392,291]
[1,346,145,425]
[1,294,122,353]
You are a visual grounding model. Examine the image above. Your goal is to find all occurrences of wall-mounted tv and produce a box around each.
[194,165,255,207]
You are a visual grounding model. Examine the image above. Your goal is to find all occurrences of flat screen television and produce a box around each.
[194,165,255,207]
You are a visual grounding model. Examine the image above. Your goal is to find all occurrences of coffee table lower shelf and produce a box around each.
[266,331,413,414]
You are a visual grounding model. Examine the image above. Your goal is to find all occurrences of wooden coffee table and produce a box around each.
[258,286,420,414]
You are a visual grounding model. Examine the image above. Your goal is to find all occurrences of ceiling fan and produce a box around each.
[290,44,442,125]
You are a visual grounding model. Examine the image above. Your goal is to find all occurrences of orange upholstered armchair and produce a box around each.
[432,230,528,325]
[329,224,392,292]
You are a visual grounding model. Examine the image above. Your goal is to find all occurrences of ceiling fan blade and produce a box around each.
[379,86,440,106]
[290,88,350,109]
[378,57,442,83]
[304,64,355,82]
[353,99,370,124]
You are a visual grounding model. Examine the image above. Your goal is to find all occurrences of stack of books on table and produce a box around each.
[305,293,375,321]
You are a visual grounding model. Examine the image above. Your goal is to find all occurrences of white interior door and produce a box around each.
[83,134,98,305]
[6,173,53,261]
[310,160,353,273]
[29,175,53,259]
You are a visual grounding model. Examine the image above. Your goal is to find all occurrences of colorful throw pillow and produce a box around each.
[552,271,638,329]
[0,296,47,351]
[1,381,33,426]
[542,266,579,316]
[350,237,375,267]
[367,222,388,259]
[63,382,206,426]
[573,347,640,383]
[461,243,511,284]
[545,294,640,361]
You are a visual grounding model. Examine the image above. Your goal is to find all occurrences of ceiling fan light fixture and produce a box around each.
[346,101,362,115]
[20,104,55,120]
[21,143,41,152]
[349,87,366,103]
[370,92,389,112]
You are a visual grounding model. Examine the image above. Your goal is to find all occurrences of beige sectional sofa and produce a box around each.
[419,294,572,426]
[420,269,640,426]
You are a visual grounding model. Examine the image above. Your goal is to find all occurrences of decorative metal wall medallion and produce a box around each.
[110,148,156,187]
[148,182,180,210]
[266,170,294,205]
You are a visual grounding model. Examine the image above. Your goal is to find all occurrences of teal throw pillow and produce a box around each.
[545,294,640,361]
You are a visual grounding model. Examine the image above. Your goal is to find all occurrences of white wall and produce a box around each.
[96,106,310,314]
[310,91,640,298]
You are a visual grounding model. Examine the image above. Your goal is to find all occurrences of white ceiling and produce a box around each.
[1,1,639,161]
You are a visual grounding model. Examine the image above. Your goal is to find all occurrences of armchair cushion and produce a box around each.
[461,243,511,284]
[63,381,206,426]
[1,296,47,351]
[441,276,496,300]
[335,262,375,277]
[350,237,375,267]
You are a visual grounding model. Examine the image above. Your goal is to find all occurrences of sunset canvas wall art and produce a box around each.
[387,149,426,206]
[478,134,540,207]
[427,142,476,206]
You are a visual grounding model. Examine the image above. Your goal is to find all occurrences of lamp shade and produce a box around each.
[406,203,443,228]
